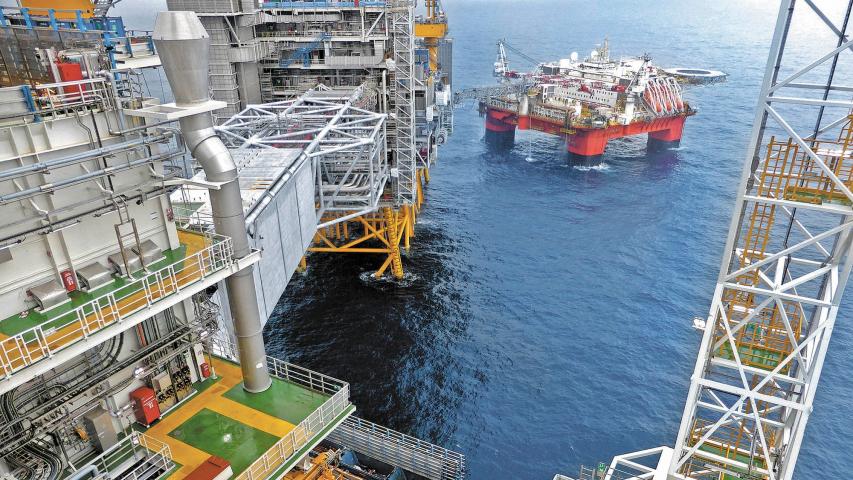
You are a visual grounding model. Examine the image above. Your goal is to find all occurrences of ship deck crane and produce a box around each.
[561,1,853,479]
[494,39,541,77]
[414,0,448,73]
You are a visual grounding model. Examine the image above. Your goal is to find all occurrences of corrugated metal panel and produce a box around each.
[295,160,316,251]
[248,157,315,322]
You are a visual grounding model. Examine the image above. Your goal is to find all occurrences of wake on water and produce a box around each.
[573,162,610,172]
[358,270,420,288]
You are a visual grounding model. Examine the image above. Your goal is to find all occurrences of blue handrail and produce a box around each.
[279,32,331,68]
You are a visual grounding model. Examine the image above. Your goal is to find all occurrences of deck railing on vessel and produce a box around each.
[0,233,234,382]
[328,416,466,480]
[257,29,388,39]
[576,465,648,480]
[484,97,518,111]
[0,78,116,123]
[211,337,353,480]
[80,432,174,480]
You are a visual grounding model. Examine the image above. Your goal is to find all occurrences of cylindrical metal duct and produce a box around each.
[153,11,271,393]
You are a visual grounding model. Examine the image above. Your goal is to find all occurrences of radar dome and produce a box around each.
[570,51,579,62]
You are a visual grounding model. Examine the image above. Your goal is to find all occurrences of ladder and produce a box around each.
[113,197,145,276]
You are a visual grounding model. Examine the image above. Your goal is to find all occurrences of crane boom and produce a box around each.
[559,2,853,479]
[498,38,542,67]
[452,82,528,106]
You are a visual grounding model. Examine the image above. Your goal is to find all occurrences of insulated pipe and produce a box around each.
[0,134,173,182]
[153,11,271,393]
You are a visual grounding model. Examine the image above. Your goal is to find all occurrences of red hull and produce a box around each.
[485,107,688,157]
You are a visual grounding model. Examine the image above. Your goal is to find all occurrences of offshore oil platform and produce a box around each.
[0,0,463,479]
[457,39,725,157]
[0,0,852,480]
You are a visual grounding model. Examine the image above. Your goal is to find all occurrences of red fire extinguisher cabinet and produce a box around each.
[130,386,161,426]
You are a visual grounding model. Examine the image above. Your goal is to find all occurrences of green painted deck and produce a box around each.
[0,246,187,338]
[168,408,279,475]
[142,357,345,479]
[698,444,767,480]
[224,378,330,425]
[717,342,783,371]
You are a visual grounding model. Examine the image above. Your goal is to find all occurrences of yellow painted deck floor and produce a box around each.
[145,358,296,478]
[1,230,213,374]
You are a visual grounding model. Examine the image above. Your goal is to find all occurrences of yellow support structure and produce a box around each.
[382,207,405,279]
[308,206,415,280]
[415,0,448,73]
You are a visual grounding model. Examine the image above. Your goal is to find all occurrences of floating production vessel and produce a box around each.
[0,0,463,479]
[471,40,724,157]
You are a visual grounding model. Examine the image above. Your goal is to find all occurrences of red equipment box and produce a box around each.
[129,386,161,426]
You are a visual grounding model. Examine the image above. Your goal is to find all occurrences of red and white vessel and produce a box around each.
[484,39,698,157]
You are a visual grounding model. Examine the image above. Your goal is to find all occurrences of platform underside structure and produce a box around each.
[208,85,424,280]
[162,0,450,279]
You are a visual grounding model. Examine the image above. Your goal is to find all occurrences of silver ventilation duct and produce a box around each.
[153,11,271,393]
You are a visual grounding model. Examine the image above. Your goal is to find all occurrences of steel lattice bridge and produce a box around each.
[215,86,389,226]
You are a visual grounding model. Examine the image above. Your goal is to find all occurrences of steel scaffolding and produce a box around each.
[672,2,853,478]
[215,86,389,224]
[561,2,853,480]
[389,0,417,206]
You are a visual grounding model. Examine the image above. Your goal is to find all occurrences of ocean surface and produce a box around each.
[118,1,853,477]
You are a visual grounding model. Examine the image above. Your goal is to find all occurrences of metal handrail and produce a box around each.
[77,432,174,480]
[0,78,115,122]
[0,234,235,380]
[329,416,466,480]
[210,337,351,480]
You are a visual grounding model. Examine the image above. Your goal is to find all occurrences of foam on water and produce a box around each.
[573,162,610,172]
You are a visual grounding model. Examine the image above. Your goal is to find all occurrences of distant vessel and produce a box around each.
[476,39,723,157]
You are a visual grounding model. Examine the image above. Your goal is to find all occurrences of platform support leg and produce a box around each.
[648,117,686,151]
[567,130,608,159]
[484,107,517,148]
[380,207,404,280]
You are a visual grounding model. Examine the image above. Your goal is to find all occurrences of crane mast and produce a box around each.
[561,1,853,479]
[672,1,853,478]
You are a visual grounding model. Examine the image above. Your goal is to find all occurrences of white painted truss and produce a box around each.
[215,86,389,227]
